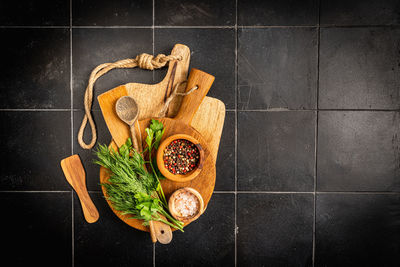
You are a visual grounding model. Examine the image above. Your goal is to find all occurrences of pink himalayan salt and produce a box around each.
[174,190,199,218]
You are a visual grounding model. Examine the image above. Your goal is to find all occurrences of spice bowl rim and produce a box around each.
[156,133,204,182]
[168,187,204,223]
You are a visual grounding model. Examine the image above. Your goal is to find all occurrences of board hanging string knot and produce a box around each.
[136,53,183,70]
[78,53,183,150]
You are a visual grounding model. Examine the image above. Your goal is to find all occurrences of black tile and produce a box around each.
[238,111,315,191]
[154,28,236,109]
[156,193,235,266]
[73,0,152,26]
[215,111,235,191]
[155,0,235,26]
[0,111,71,190]
[237,193,313,266]
[0,192,71,266]
[73,28,153,110]
[74,192,153,267]
[0,28,70,109]
[317,111,400,192]
[320,0,400,26]
[0,0,69,26]
[319,27,400,109]
[238,28,317,110]
[73,110,111,191]
[316,193,400,266]
[238,0,318,26]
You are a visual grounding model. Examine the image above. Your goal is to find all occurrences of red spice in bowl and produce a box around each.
[163,139,200,175]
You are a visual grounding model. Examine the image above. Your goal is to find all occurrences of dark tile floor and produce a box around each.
[1,0,399,266]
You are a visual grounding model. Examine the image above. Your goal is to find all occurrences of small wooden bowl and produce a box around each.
[156,134,205,182]
[168,187,204,223]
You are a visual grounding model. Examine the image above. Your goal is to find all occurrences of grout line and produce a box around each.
[317,191,400,195]
[153,0,156,31]
[318,24,400,28]
[70,25,74,154]
[313,120,318,260]
[318,109,400,111]
[74,25,235,29]
[70,1,74,266]
[239,25,317,29]
[236,109,400,112]
[234,0,238,266]
[312,1,321,264]
[234,1,238,195]
[239,109,312,112]
[0,190,72,193]
[236,191,315,194]
[153,243,156,267]
[154,25,235,28]
[1,25,400,29]
[72,25,153,28]
[0,109,73,111]
[0,25,228,29]
[0,108,84,111]
[0,25,70,28]
[214,191,313,194]
[222,191,400,195]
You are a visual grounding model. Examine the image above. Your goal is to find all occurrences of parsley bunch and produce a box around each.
[95,120,184,231]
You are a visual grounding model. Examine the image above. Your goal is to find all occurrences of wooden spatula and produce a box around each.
[61,155,99,223]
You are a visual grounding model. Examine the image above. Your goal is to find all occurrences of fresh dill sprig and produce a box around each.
[95,120,184,232]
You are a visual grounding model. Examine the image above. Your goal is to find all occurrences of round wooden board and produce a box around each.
[99,118,216,232]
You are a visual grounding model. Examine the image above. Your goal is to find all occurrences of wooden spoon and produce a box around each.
[115,96,173,244]
[115,96,141,152]
[61,155,99,223]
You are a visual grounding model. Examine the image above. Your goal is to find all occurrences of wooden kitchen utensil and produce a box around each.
[115,95,172,244]
[100,68,217,231]
[61,155,99,223]
[115,96,141,152]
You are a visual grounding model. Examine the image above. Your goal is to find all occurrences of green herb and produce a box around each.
[94,120,184,231]
[144,119,167,203]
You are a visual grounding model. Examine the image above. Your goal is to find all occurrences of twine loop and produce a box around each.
[78,53,184,150]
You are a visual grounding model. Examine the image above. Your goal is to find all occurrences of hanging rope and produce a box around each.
[77,53,183,149]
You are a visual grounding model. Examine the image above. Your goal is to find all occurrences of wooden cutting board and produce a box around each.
[98,44,225,231]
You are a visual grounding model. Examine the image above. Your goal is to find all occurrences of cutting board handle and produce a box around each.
[174,68,215,125]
